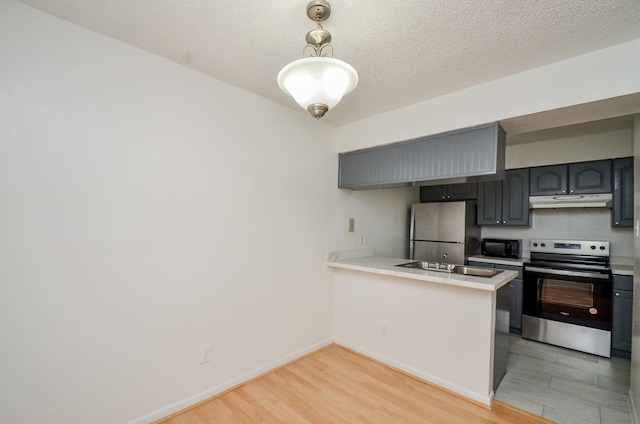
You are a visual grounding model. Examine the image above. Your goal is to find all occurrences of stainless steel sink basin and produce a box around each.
[450,266,502,277]
[396,261,445,270]
[395,261,502,278]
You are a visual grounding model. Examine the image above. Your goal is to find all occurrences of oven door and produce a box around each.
[523,266,612,331]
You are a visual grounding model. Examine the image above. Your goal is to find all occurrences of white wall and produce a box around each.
[333,187,419,259]
[0,2,338,423]
[505,124,633,169]
[336,39,640,153]
[629,116,640,423]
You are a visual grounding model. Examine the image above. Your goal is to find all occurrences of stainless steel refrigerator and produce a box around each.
[409,202,480,264]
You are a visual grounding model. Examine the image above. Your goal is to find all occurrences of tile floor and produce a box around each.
[495,335,632,424]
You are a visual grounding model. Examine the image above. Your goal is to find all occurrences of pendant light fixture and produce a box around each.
[277,1,358,119]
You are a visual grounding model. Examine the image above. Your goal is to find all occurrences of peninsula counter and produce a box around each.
[328,251,517,406]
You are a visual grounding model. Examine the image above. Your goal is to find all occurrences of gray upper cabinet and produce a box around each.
[477,168,530,226]
[529,164,567,196]
[530,160,612,196]
[338,123,505,189]
[477,180,502,225]
[420,183,477,202]
[420,185,448,202]
[569,160,612,194]
[612,157,634,227]
[502,169,530,225]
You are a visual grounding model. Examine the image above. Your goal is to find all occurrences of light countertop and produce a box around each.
[469,254,634,276]
[327,253,517,292]
[611,256,634,276]
[612,264,634,276]
[467,255,529,267]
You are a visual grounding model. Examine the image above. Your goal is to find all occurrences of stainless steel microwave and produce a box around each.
[481,239,521,259]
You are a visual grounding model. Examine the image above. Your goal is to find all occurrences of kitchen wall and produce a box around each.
[481,209,633,260]
[336,39,640,153]
[481,120,635,259]
[333,187,419,258]
[334,39,639,264]
[0,2,338,423]
[505,117,633,169]
[335,119,636,261]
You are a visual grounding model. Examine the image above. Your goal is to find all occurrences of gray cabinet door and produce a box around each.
[530,160,612,196]
[478,169,530,226]
[449,183,478,200]
[508,279,523,331]
[530,164,567,195]
[420,183,478,202]
[612,289,633,353]
[569,160,612,194]
[494,264,523,332]
[612,157,634,227]
[477,180,502,225]
[501,168,530,226]
[420,185,448,202]
[468,262,523,333]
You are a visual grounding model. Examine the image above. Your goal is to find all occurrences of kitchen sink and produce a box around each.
[451,266,502,277]
[396,261,447,271]
[395,261,502,278]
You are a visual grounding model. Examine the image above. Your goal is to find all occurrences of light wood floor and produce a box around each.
[158,344,553,424]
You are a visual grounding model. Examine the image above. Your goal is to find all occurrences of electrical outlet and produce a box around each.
[348,218,355,233]
[380,321,387,336]
[200,344,212,364]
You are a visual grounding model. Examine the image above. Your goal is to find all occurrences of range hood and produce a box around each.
[529,193,613,209]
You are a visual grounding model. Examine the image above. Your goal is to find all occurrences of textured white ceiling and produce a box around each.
[16,0,640,126]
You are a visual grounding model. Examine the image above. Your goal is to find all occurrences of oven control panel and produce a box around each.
[529,239,609,256]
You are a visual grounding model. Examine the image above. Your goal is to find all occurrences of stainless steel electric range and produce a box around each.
[522,239,612,357]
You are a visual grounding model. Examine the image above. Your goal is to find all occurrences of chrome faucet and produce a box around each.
[435,253,449,270]
[441,253,455,272]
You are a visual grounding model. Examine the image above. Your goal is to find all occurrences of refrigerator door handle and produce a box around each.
[409,205,417,259]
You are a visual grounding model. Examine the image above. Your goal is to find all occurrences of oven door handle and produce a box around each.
[525,266,611,280]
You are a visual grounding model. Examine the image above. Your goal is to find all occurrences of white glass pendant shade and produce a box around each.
[278,57,358,116]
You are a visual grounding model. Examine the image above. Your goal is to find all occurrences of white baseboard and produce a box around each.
[335,338,493,407]
[128,337,334,424]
